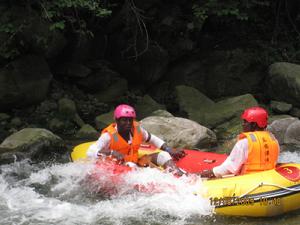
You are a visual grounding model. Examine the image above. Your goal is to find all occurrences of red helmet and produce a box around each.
[114,104,136,120]
[241,106,268,128]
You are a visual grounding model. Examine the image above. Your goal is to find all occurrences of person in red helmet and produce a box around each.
[201,106,280,178]
[87,104,186,175]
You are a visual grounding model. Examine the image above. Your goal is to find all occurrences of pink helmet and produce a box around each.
[241,106,268,128]
[114,104,136,120]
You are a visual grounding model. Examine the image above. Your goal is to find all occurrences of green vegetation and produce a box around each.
[1,0,300,64]
[192,0,300,65]
[39,0,111,33]
[0,0,111,60]
[0,22,23,59]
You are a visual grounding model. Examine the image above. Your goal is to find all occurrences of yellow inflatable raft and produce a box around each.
[202,164,300,217]
[71,142,300,217]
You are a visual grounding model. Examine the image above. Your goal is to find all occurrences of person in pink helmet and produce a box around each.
[87,104,186,175]
[201,106,280,178]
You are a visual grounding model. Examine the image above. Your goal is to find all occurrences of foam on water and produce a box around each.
[279,151,300,163]
[3,151,300,225]
[0,160,213,225]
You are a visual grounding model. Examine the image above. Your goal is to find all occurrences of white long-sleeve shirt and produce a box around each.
[213,139,249,177]
[87,125,165,159]
[213,132,280,177]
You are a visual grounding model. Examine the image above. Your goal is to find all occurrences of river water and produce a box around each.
[1,151,300,225]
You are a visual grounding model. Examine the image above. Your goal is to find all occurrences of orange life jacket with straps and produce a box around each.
[101,121,143,163]
[239,131,279,174]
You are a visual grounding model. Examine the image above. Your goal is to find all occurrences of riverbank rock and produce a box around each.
[94,77,128,103]
[109,41,169,85]
[284,120,300,150]
[0,55,53,110]
[267,62,300,107]
[268,117,300,151]
[141,116,217,148]
[268,117,298,144]
[162,49,264,99]
[202,94,258,128]
[75,124,99,140]
[76,64,120,92]
[175,86,258,129]
[270,100,292,114]
[175,85,214,119]
[95,111,114,130]
[150,109,174,117]
[56,63,91,78]
[0,113,10,124]
[135,95,166,120]
[290,107,300,118]
[203,49,265,98]
[58,98,77,118]
[0,128,63,164]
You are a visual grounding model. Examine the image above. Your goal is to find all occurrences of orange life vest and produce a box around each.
[239,131,279,174]
[101,121,143,163]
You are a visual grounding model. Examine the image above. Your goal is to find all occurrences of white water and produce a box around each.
[279,151,300,163]
[0,158,212,225]
[1,151,300,225]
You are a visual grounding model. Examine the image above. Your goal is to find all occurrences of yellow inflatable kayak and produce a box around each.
[71,142,300,217]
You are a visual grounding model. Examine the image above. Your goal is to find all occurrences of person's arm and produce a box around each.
[86,133,111,159]
[202,139,248,178]
[140,127,165,147]
[87,133,125,161]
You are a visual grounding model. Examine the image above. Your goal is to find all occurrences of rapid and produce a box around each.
[0,150,300,225]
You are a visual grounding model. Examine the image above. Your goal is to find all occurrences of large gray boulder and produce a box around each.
[270,100,292,114]
[0,128,63,164]
[109,41,169,85]
[175,87,258,128]
[203,94,258,128]
[268,117,300,151]
[290,107,300,118]
[141,116,217,149]
[214,116,243,141]
[75,124,99,140]
[58,98,77,118]
[95,110,114,130]
[135,95,166,120]
[94,78,128,103]
[150,109,174,117]
[284,120,300,149]
[175,85,214,119]
[164,61,206,91]
[0,55,52,110]
[267,62,300,107]
[160,49,265,99]
[56,63,91,78]
[203,49,265,98]
[76,65,120,92]
[268,117,298,144]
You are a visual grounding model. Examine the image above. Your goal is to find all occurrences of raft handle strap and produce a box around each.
[240,182,300,198]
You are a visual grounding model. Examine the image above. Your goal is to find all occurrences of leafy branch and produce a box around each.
[39,0,111,34]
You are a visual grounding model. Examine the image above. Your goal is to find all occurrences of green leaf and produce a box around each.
[49,21,65,31]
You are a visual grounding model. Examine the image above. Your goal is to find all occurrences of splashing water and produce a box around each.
[279,151,300,163]
[0,158,213,225]
[1,150,300,225]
